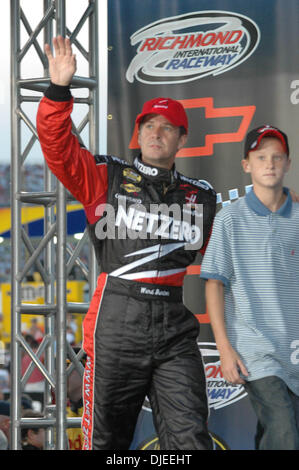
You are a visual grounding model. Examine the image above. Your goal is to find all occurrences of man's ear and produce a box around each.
[178,133,187,151]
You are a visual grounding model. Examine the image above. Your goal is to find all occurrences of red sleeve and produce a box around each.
[36,96,108,223]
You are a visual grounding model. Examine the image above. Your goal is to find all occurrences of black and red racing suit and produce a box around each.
[37,83,216,450]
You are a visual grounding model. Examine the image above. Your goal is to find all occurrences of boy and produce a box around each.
[200,125,299,450]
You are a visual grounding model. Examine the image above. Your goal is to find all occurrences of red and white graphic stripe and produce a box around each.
[81,273,108,450]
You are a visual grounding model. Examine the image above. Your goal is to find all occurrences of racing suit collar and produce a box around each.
[133,156,178,184]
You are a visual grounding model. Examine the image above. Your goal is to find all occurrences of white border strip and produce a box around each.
[98,0,108,154]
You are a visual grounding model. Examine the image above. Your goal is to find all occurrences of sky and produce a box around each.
[0,1,90,164]
[0,2,11,163]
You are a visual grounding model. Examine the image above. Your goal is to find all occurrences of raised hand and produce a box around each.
[44,35,76,86]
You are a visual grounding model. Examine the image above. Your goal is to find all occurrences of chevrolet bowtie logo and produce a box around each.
[129,97,256,158]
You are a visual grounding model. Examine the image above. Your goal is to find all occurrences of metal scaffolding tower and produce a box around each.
[10,0,106,449]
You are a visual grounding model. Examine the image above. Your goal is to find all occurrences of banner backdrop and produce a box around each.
[106,0,299,450]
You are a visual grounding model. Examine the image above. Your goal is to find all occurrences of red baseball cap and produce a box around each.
[135,97,188,133]
[244,125,289,157]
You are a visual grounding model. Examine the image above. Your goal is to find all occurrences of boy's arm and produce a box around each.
[205,279,249,384]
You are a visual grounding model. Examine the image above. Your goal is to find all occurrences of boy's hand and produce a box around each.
[290,189,299,203]
[220,345,249,384]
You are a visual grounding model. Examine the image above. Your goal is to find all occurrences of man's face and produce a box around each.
[138,114,187,169]
[242,137,290,190]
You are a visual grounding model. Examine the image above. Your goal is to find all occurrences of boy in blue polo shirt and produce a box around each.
[200,125,299,450]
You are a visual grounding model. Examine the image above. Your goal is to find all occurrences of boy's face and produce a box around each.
[242,137,290,190]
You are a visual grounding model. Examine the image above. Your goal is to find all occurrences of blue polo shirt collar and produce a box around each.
[245,187,292,217]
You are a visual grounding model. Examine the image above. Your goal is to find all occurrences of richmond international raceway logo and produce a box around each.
[126,11,260,84]
[142,342,247,413]
[199,342,247,409]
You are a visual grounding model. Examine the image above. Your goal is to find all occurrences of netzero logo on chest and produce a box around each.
[94,200,203,250]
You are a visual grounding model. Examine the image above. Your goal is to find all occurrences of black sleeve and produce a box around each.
[44,82,72,102]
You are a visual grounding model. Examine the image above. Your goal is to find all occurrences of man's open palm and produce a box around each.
[44,35,76,86]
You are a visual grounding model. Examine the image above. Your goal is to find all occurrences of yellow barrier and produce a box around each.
[1,280,87,345]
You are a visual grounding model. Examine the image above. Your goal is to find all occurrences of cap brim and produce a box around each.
[257,130,288,154]
[136,111,187,132]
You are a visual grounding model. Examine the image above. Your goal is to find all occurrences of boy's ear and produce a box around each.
[241,158,251,173]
